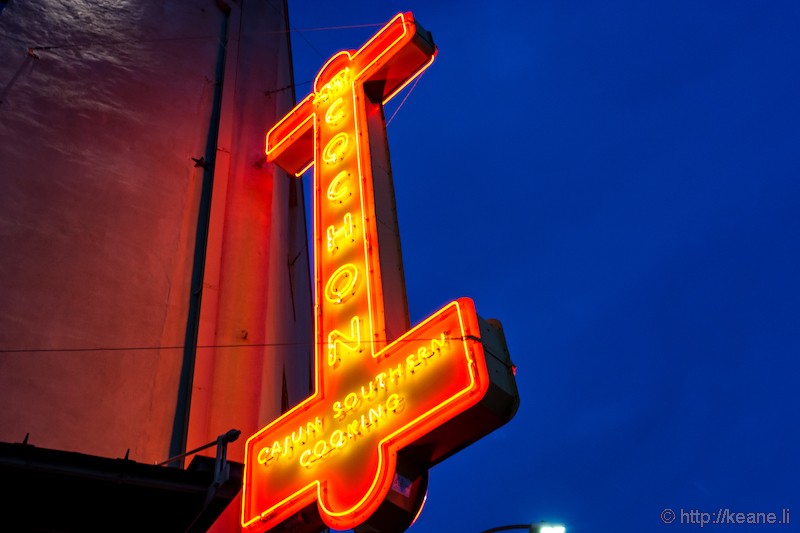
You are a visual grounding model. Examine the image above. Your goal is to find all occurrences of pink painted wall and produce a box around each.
[0,6,312,523]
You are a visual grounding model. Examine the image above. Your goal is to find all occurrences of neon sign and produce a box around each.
[243,12,518,532]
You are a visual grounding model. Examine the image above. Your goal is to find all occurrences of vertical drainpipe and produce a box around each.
[168,4,231,464]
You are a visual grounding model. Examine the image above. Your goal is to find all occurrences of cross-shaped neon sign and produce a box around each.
[242,13,518,532]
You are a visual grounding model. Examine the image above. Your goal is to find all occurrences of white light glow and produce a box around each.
[539,526,566,533]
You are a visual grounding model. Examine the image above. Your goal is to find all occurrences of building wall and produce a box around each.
[184,0,315,528]
[0,4,312,520]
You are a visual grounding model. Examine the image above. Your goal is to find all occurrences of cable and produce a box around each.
[291,23,383,33]
[6,21,385,54]
[264,79,311,97]
[387,72,424,126]
[27,34,221,53]
[479,527,531,533]
[0,336,472,354]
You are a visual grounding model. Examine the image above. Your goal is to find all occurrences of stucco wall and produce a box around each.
[0,0,312,490]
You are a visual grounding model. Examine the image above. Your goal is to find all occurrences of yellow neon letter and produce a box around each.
[327,315,362,367]
[323,132,349,164]
[327,213,356,253]
[300,449,315,468]
[324,264,360,304]
[385,393,405,414]
[257,447,271,466]
[325,97,347,126]
[327,171,352,204]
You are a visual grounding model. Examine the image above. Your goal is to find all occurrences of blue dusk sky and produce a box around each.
[286,1,799,532]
